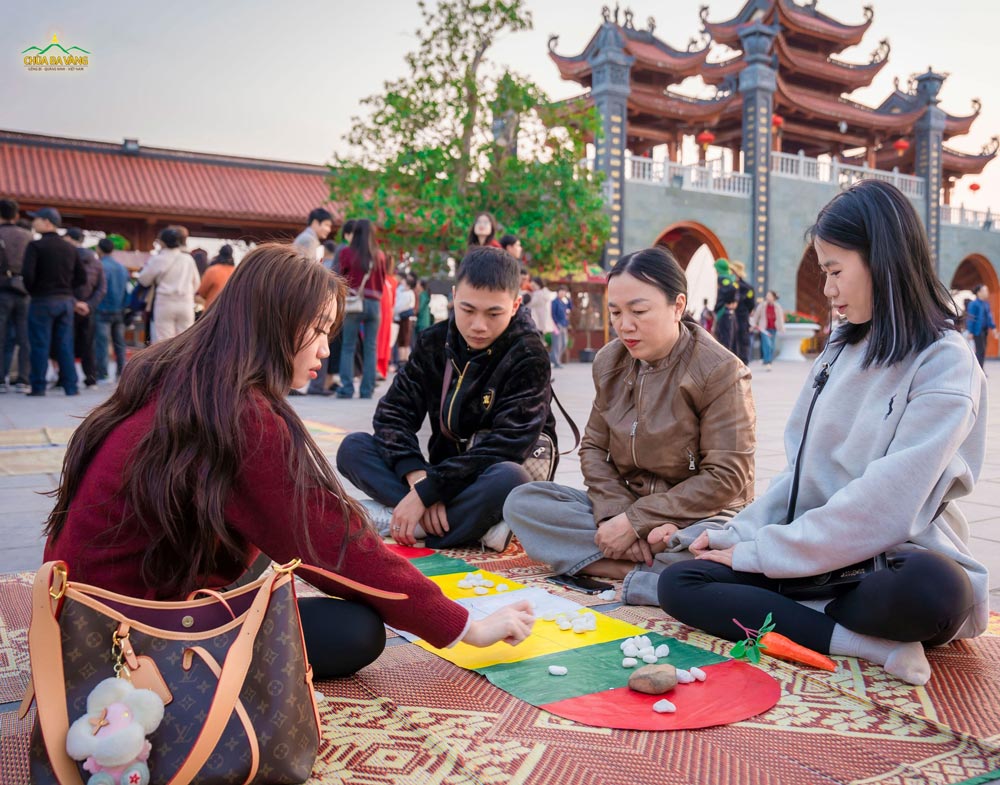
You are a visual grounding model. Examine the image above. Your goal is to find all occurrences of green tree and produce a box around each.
[329,0,609,277]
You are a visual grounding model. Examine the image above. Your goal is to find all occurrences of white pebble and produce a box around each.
[543,613,558,622]
[637,646,655,657]
[548,665,568,676]
[619,640,630,651]
[496,584,508,592]
[637,636,652,648]
[473,586,490,595]
[690,667,707,682]
[597,589,616,601]
[557,620,571,630]
[480,579,494,588]
[675,669,695,684]
[622,643,639,658]
[622,657,638,668]
[642,654,659,664]
[652,698,677,714]
[655,644,671,658]
[456,580,472,589]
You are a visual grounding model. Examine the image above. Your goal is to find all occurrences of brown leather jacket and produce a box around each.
[580,322,756,538]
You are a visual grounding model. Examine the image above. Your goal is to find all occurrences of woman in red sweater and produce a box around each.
[43,243,534,677]
[337,219,386,399]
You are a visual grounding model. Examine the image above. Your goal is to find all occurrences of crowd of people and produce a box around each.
[7,181,993,693]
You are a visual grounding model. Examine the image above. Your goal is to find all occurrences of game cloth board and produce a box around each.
[4,544,1000,785]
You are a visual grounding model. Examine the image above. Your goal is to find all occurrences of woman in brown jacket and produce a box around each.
[504,246,756,604]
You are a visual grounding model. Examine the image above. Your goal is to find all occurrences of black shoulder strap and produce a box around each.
[550,388,581,455]
[786,343,846,524]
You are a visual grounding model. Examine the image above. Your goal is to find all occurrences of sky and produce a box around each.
[2,0,997,210]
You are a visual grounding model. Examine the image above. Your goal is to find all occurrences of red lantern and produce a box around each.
[696,129,716,150]
[771,114,784,130]
[970,182,981,193]
[892,138,910,157]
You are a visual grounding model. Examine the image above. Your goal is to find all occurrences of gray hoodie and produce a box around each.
[707,329,989,639]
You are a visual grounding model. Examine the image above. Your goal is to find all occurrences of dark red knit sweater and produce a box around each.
[43,396,469,649]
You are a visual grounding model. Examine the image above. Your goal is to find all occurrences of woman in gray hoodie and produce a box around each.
[658,179,988,686]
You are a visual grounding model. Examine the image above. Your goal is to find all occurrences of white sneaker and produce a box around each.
[360,499,394,537]
[480,522,513,552]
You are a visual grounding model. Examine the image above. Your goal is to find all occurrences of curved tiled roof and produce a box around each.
[702,0,873,50]
[0,130,337,225]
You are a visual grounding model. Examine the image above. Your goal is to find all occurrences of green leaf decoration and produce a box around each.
[730,640,747,659]
[747,646,762,664]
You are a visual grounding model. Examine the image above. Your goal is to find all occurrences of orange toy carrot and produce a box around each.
[730,614,836,672]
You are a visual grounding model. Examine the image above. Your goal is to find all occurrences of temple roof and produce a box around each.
[701,0,874,56]
[844,136,999,179]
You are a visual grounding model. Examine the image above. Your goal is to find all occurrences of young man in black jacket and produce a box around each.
[336,246,556,550]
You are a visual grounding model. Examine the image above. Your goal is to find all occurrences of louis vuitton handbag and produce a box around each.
[21,559,405,785]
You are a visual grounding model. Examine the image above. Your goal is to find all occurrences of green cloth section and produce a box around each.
[477,633,728,706]
[953,771,1000,785]
[408,553,473,577]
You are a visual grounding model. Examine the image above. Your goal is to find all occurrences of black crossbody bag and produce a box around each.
[776,345,887,599]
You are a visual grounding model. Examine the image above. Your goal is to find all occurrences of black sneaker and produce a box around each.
[27,390,45,397]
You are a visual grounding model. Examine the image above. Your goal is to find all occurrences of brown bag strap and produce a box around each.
[29,562,283,785]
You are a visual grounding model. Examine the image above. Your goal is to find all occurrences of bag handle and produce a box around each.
[30,562,285,785]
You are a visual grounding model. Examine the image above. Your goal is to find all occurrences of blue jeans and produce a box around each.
[550,325,567,366]
[28,297,77,394]
[339,298,381,398]
[96,311,127,379]
[760,328,777,364]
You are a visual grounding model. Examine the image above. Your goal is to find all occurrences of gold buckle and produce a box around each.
[49,563,68,600]
[275,558,302,574]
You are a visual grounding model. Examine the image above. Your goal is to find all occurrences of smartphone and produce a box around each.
[546,573,614,595]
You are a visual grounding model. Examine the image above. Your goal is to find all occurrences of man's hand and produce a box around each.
[74,301,90,316]
[421,502,449,537]
[390,488,426,546]
[594,512,638,559]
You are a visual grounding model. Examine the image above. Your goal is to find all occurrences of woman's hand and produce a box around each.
[390,488,426,546]
[647,523,678,548]
[462,601,535,647]
[695,546,734,568]
[689,531,711,556]
[594,513,638,559]
[624,539,654,566]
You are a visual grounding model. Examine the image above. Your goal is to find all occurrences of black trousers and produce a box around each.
[658,551,974,653]
[298,597,386,678]
[973,331,988,368]
[336,431,530,547]
[74,311,97,385]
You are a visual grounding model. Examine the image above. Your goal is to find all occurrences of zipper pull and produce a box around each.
[687,449,696,471]
[630,420,638,437]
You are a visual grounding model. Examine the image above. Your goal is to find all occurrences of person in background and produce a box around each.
[729,260,755,365]
[519,266,532,294]
[94,238,130,382]
[137,227,200,343]
[337,219,386,399]
[500,234,523,260]
[22,207,85,396]
[190,248,209,277]
[750,290,785,370]
[377,263,398,381]
[394,273,417,368]
[415,278,433,334]
[320,240,337,271]
[528,276,555,341]
[308,223,355,396]
[698,298,714,334]
[196,244,236,310]
[293,208,333,261]
[713,258,738,354]
[550,283,572,368]
[64,227,106,389]
[966,284,997,369]
[0,198,32,393]
[467,212,502,248]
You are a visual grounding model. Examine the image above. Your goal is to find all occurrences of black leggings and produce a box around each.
[298,597,386,678]
[657,551,974,653]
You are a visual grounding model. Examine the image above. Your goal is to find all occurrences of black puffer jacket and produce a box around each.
[373,307,556,505]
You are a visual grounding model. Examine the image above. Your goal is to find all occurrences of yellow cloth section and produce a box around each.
[416,573,647,670]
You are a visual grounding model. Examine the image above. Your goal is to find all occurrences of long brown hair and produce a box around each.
[45,243,370,597]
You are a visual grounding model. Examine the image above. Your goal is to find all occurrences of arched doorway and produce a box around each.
[795,244,828,325]
[951,253,999,359]
[655,222,728,314]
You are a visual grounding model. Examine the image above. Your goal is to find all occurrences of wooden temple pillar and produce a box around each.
[738,21,779,297]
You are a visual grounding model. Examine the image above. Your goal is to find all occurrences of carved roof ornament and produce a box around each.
[893,76,900,91]
[869,38,889,64]
[972,98,982,114]
[863,5,874,20]
[647,16,656,33]
[687,31,710,52]
[983,135,999,156]
[614,3,621,23]
[699,5,710,23]
[547,34,560,53]
[601,5,611,22]
[624,8,635,29]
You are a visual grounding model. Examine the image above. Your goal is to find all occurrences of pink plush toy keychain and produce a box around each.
[65,677,165,785]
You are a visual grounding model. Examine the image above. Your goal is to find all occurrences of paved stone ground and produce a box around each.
[2,356,998,609]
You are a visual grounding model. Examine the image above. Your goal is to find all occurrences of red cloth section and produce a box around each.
[384,544,437,559]
[538,660,780,731]
[378,273,396,378]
